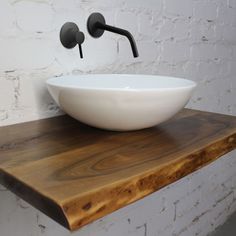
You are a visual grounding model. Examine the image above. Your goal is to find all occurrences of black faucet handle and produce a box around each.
[75,31,85,44]
[60,22,85,58]
[75,31,85,58]
[78,44,83,58]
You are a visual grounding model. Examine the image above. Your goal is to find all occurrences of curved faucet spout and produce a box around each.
[87,12,139,58]
[95,22,139,58]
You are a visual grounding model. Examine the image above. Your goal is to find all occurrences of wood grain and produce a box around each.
[0,109,236,231]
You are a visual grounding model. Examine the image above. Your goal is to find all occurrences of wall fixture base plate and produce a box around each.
[60,22,79,49]
[87,12,106,38]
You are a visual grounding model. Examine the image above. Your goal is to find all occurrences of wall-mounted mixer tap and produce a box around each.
[87,12,139,58]
[60,22,85,58]
[59,12,139,58]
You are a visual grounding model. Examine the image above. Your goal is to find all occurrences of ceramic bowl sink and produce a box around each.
[46,74,196,131]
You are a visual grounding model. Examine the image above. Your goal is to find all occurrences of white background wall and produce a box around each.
[0,0,236,236]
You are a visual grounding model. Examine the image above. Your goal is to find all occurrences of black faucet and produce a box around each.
[59,13,139,58]
[87,12,139,58]
[60,22,85,58]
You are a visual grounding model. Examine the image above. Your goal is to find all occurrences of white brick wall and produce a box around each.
[0,0,236,236]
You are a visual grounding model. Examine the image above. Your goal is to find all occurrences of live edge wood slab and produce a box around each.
[0,109,236,231]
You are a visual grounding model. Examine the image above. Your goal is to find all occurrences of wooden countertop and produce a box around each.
[0,109,236,231]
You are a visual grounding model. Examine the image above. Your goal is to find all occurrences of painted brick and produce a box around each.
[162,41,190,63]
[0,38,55,71]
[15,1,54,32]
[0,1,16,36]
[194,1,218,21]
[164,0,193,17]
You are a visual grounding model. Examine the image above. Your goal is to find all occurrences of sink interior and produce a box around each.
[47,74,196,90]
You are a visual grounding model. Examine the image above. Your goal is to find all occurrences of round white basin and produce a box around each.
[46,74,196,131]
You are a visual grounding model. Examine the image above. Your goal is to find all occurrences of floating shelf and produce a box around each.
[0,109,235,231]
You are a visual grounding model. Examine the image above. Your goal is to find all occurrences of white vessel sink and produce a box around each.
[46,74,196,131]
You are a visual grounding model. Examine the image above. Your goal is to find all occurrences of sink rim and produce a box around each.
[46,74,197,92]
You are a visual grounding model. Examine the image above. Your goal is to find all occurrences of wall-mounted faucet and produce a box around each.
[59,12,139,58]
[87,12,139,58]
[60,22,85,58]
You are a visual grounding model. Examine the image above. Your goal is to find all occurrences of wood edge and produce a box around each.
[63,133,236,231]
[0,169,71,231]
[0,109,235,231]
